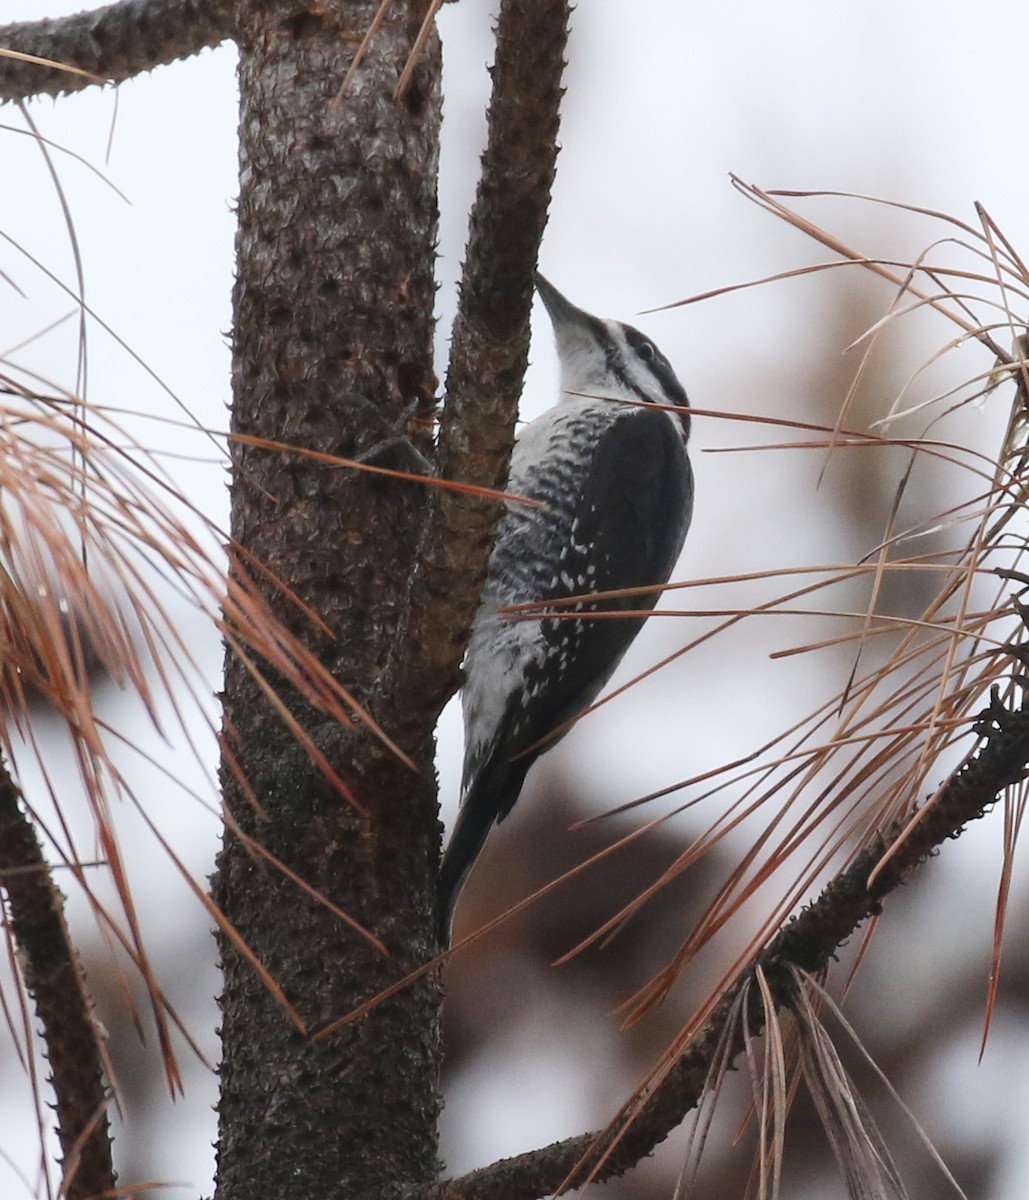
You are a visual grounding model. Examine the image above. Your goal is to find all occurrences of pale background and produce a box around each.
[2,2,1028,1196]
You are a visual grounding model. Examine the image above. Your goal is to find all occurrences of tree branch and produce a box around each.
[378,0,571,741]
[0,0,235,101]
[0,760,115,1200]
[426,688,1029,1199]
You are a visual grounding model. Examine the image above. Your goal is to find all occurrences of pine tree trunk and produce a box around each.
[213,2,444,1195]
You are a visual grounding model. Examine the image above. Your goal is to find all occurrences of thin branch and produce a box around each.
[424,686,1029,1200]
[0,760,115,1200]
[0,0,235,101]
[377,0,570,740]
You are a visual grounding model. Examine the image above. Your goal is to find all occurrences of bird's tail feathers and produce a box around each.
[437,754,529,945]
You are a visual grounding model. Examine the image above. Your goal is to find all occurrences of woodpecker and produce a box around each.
[438,275,694,940]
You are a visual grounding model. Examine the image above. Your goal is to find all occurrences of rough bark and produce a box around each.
[213,3,443,1197]
[380,0,571,739]
[0,0,234,101]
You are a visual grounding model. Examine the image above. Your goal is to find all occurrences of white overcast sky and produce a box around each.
[4,1,1029,1196]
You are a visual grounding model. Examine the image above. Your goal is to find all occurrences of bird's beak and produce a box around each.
[534,273,587,330]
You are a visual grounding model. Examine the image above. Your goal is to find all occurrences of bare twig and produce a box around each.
[0,0,235,101]
[378,0,571,738]
[0,761,115,1200]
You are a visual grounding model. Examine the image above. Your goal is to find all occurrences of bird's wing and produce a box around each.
[472,405,692,817]
[439,406,692,938]
[497,404,693,779]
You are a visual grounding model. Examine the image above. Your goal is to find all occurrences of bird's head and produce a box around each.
[535,273,689,415]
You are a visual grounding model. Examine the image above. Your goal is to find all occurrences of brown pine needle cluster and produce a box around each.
[0,374,429,1107]
[575,192,1029,1196]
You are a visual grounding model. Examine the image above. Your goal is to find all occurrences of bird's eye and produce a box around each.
[637,340,656,361]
